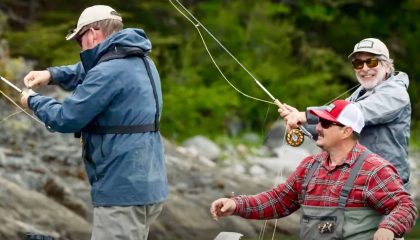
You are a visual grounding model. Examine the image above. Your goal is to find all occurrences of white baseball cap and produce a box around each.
[66,5,122,40]
[310,100,365,134]
[348,38,389,59]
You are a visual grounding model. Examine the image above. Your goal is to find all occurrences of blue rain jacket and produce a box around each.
[29,28,168,206]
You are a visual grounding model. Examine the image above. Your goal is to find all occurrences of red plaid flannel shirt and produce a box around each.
[233,143,417,236]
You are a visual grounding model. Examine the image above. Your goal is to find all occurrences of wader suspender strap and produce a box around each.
[338,149,371,207]
[301,149,372,204]
[76,46,160,136]
[301,159,321,201]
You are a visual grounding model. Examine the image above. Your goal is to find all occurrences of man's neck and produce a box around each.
[328,141,357,167]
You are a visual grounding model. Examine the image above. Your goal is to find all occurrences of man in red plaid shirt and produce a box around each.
[210,100,417,240]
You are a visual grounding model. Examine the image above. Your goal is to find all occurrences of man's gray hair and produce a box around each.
[379,56,395,73]
[78,19,123,39]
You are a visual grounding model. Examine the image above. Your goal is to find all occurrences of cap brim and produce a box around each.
[309,109,339,122]
[348,50,384,59]
[65,28,80,40]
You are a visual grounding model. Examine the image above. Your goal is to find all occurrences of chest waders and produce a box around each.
[300,149,382,240]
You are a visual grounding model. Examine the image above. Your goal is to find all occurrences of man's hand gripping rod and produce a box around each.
[0,75,48,128]
[0,75,36,97]
[256,81,312,147]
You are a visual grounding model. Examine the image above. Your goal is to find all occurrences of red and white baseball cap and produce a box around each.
[310,100,364,134]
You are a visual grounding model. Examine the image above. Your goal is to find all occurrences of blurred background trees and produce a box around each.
[0,0,419,146]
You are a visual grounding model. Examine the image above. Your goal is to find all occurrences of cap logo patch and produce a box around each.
[356,40,374,49]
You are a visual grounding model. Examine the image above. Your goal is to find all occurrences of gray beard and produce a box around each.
[357,77,380,90]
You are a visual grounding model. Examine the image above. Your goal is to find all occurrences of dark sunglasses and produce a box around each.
[351,58,380,70]
[319,118,344,129]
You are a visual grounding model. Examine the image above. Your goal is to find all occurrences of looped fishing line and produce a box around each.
[0,89,44,125]
[0,110,24,123]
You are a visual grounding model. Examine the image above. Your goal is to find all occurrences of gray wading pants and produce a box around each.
[91,203,164,240]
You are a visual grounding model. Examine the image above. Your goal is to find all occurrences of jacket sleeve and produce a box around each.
[28,67,121,133]
[352,73,410,126]
[48,62,86,91]
[366,162,417,237]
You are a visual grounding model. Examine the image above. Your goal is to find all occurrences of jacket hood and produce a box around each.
[390,71,409,89]
[80,28,152,71]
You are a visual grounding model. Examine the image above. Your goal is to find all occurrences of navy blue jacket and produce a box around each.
[29,28,168,206]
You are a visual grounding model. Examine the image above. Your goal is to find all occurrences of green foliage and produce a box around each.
[300,3,338,22]
[5,24,79,67]
[409,121,420,152]
[0,10,29,100]
[161,84,240,140]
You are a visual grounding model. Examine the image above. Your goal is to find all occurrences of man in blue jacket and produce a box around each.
[276,38,411,190]
[20,5,167,240]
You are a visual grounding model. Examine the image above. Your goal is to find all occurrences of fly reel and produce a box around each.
[286,128,304,147]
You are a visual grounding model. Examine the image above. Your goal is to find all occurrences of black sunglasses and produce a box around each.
[319,118,344,129]
[351,58,380,70]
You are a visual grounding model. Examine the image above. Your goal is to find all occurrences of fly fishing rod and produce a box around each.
[1,75,23,93]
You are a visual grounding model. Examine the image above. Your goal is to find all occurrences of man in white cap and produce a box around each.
[276,38,412,190]
[20,5,167,240]
[211,99,417,240]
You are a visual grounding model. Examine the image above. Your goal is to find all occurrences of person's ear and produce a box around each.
[342,126,354,139]
[93,28,105,43]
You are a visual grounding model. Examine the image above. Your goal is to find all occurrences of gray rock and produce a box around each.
[249,164,266,177]
[183,135,221,160]
[214,232,243,240]
[241,132,260,144]
[0,177,91,240]
[43,176,89,218]
[0,148,5,165]
[264,120,287,149]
